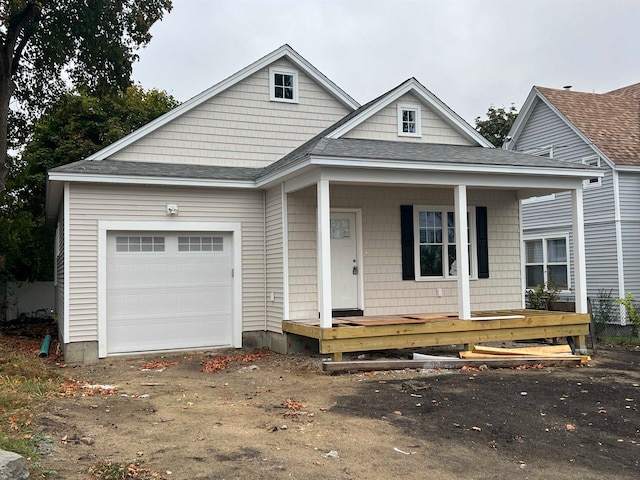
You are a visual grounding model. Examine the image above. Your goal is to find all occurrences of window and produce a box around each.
[397,103,421,137]
[178,236,223,252]
[582,156,601,187]
[521,194,556,205]
[116,236,165,252]
[524,146,554,158]
[269,67,298,103]
[414,207,475,280]
[525,237,568,290]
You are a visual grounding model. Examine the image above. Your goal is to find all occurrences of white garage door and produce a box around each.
[106,232,233,354]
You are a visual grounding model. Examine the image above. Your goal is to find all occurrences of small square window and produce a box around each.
[397,103,421,137]
[582,156,602,188]
[269,67,298,103]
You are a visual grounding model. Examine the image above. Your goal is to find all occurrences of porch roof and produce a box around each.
[260,137,602,177]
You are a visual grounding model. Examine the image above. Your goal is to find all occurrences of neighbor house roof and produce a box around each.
[535,85,640,166]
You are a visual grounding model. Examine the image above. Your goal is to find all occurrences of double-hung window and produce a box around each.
[269,67,298,103]
[397,103,421,137]
[414,206,475,280]
[525,237,568,289]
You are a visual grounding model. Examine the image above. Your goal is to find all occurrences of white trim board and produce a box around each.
[97,220,242,358]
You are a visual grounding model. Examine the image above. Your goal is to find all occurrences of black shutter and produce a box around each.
[400,205,415,280]
[476,206,489,279]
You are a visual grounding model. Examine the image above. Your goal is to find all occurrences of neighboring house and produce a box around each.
[46,45,599,363]
[507,83,640,318]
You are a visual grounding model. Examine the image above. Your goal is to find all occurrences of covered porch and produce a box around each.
[283,309,591,361]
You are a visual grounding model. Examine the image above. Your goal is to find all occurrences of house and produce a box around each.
[506,83,640,320]
[45,45,599,363]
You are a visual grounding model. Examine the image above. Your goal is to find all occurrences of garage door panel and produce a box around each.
[106,232,234,354]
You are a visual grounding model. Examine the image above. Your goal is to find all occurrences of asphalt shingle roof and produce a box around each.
[537,85,640,166]
[51,158,262,181]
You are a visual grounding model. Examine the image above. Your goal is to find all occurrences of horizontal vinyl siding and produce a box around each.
[109,59,351,168]
[265,186,284,332]
[619,171,640,298]
[287,185,521,320]
[55,203,65,339]
[517,99,616,227]
[67,184,265,342]
[343,93,473,145]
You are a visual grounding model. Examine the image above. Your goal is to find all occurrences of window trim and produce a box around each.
[269,67,299,103]
[523,233,571,291]
[524,145,554,158]
[413,205,477,281]
[397,103,422,137]
[582,155,602,188]
[521,194,556,205]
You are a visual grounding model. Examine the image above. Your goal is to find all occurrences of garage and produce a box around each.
[106,231,233,354]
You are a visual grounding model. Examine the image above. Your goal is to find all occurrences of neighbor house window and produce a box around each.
[524,145,554,158]
[582,156,602,188]
[414,207,475,280]
[525,237,568,290]
[397,103,421,137]
[269,67,298,103]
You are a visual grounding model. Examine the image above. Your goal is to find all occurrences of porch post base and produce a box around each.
[572,335,587,355]
[332,352,343,362]
[464,342,475,351]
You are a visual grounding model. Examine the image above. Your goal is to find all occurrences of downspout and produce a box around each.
[263,189,268,331]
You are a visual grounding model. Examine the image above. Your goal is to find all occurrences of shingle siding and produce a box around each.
[342,93,474,145]
[286,185,522,320]
[109,59,351,168]
[67,183,265,342]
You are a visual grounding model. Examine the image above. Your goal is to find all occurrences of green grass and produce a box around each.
[601,336,640,346]
[0,333,65,475]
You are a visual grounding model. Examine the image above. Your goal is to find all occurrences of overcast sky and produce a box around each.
[132,0,640,126]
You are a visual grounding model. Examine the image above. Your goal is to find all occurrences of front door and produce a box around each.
[330,211,359,310]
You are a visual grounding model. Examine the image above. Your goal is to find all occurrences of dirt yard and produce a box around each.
[27,342,640,480]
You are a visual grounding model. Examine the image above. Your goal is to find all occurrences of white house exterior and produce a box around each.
[507,84,640,320]
[46,46,600,363]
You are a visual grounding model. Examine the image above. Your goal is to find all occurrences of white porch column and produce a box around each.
[454,185,471,320]
[572,187,588,314]
[317,179,333,328]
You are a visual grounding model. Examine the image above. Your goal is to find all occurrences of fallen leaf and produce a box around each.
[566,424,576,431]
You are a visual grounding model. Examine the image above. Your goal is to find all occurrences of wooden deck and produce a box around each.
[282,310,591,361]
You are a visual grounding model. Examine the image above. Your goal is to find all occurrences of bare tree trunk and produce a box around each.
[0,2,41,193]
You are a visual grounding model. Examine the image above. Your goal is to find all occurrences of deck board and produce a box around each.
[282,309,591,359]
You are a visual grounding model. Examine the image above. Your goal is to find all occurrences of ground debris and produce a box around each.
[59,380,117,397]
[201,350,272,373]
[141,360,180,370]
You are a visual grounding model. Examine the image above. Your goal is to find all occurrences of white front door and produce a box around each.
[330,212,359,310]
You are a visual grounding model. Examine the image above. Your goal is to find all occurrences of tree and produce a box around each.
[475,105,518,148]
[0,86,178,282]
[0,0,173,192]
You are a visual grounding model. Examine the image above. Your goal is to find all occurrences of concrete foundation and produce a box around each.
[242,331,319,355]
[63,341,99,365]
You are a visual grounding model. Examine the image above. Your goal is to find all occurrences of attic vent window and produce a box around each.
[397,103,421,137]
[269,67,298,103]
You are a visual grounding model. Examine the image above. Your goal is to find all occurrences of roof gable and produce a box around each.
[86,45,360,162]
[511,84,640,166]
[325,78,493,147]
